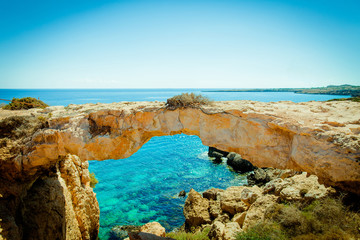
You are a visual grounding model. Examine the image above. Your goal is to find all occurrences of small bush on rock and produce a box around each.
[90,172,98,188]
[236,222,287,240]
[2,97,48,110]
[166,227,210,240]
[166,93,212,110]
[239,197,360,240]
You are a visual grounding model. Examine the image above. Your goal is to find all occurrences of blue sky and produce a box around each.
[0,0,359,88]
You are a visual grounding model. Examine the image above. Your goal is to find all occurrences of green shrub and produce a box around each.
[236,222,287,240]
[166,93,212,110]
[166,227,210,240]
[90,172,98,188]
[327,97,360,102]
[2,97,48,110]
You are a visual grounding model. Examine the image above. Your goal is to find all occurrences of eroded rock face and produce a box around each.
[183,189,211,229]
[4,100,357,193]
[0,154,99,240]
[0,100,359,239]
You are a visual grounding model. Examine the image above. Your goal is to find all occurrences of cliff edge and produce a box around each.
[0,100,359,239]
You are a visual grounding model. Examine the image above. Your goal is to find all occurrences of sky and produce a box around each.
[0,0,359,89]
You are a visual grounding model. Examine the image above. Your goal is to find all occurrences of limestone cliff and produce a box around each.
[0,116,99,240]
[0,100,359,239]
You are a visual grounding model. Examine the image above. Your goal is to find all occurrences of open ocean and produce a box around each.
[0,89,349,239]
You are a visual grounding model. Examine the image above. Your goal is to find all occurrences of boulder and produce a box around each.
[240,186,262,206]
[223,222,241,240]
[208,147,229,158]
[203,188,224,200]
[226,152,238,161]
[263,172,335,201]
[219,186,248,215]
[247,168,270,186]
[140,222,166,237]
[232,212,246,228]
[208,221,225,240]
[248,168,300,187]
[227,155,254,173]
[211,152,224,163]
[242,195,278,229]
[183,189,211,228]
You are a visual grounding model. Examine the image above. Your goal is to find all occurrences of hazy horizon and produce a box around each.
[1,0,359,89]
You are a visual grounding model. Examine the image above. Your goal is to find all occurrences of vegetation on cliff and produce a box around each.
[166,93,212,110]
[236,197,360,240]
[90,172,99,188]
[166,227,210,240]
[327,96,360,102]
[2,97,48,110]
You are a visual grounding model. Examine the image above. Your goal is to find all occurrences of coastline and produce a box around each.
[202,85,360,97]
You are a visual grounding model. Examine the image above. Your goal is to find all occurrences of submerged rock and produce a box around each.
[178,190,186,197]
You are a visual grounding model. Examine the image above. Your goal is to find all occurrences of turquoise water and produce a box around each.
[0,89,350,106]
[89,134,247,240]
[0,89,350,239]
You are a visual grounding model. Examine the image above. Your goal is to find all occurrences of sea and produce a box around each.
[0,89,349,240]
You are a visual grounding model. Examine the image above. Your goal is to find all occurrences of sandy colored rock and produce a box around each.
[240,186,262,206]
[214,214,231,224]
[0,100,360,239]
[223,222,242,240]
[232,212,246,228]
[209,200,222,219]
[1,100,359,192]
[183,189,211,228]
[208,221,225,240]
[219,186,248,215]
[242,194,278,230]
[140,222,165,237]
[203,188,224,200]
[263,172,333,201]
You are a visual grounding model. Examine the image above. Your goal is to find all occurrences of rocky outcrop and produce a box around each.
[0,153,99,240]
[0,100,359,239]
[184,172,335,239]
[226,153,254,173]
[4,100,357,192]
[140,222,166,237]
[183,189,211,229]
[247,167,299,186]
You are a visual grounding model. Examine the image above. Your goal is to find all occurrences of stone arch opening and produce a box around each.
[88,134,247,239]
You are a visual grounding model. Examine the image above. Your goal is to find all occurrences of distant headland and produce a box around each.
[203,84,360,97]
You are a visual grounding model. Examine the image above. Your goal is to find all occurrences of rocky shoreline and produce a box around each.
[108,166,344,240]
[107,147,360,239]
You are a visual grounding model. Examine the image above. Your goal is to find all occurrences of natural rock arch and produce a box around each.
[26,103,360,191]
[1,100,359,239]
